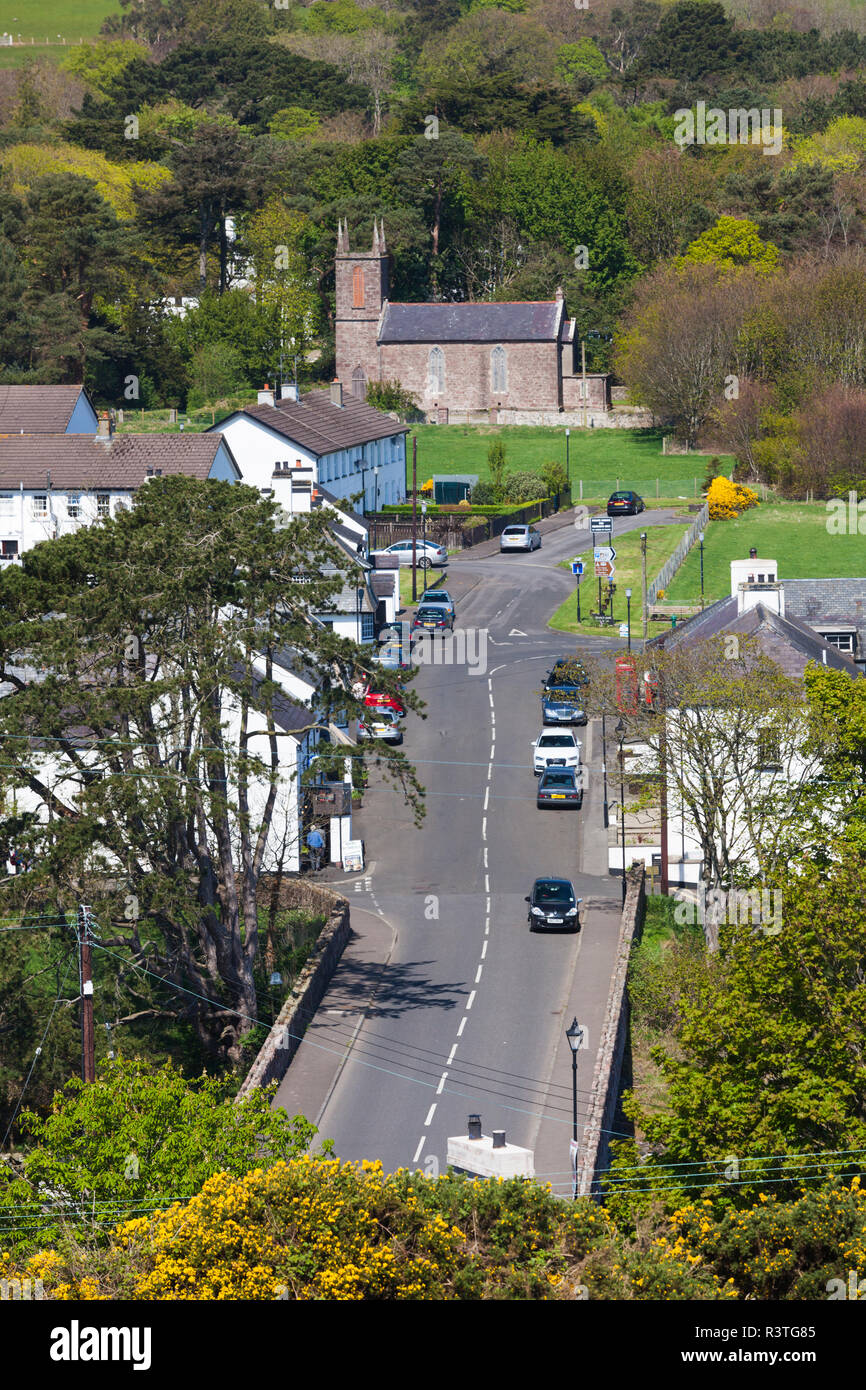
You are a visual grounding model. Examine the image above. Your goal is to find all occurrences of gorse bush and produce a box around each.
[707,476,759,519]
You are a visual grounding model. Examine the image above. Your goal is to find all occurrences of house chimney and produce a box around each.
[330,379,343,408]
[555,285,564,302]
[257,382,275,407]
[97,412,111,437]
[281,381,299,403]
[467,1115,482,1140]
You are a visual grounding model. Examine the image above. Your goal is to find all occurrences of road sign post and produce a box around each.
[571,559,584,625]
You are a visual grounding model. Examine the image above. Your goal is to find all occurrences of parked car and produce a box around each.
[372,539,448,570]
[364,688,406,717]
[607,490,645,517]
[412,605,453,635]
[358,708,403,743]
[500,524,541,552]
[525,878,582,931]
[533,730,581,775]
[419,588,455,620]
[543,658,589,691]
[542,685,587,725]
[368,639,410,670]
[536,767,583,808]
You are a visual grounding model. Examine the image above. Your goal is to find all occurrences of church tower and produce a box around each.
[335,219,389,400]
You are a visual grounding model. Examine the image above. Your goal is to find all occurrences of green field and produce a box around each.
[549,522,691,639]
[665,503,866,604]
[406,425,732,502]
[0,1,118,43]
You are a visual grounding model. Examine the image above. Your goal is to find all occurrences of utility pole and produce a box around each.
[411,435,418,603]
[659,679,669,897]
[78,905,95,1083]
[581,339,587,431]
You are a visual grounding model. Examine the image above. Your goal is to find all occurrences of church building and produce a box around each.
[334,221,611,426]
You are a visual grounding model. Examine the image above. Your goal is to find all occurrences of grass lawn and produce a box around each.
[665,502,866,605]
[0,1,119,45]
[549,522,691,639]
[407,424,732,502]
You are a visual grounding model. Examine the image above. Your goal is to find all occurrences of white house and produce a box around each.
[0,431,241,563]
[611,556,862,885]
[210,380,408,518]
[0,383,99,434]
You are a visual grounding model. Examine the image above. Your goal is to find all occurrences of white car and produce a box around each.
[533,730,581,776]
[372,540,448,570]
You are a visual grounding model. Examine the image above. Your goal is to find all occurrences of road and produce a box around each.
[276,506,680,1180]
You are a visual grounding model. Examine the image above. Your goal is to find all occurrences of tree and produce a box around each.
[681,216,779,274]
[0,480,422,1064]
[626,145,713,264]
[615,260,757,446]
[487,438,508,502]
[623,859,866,1181]
[0,1058,317,1255]
[240,199,320,365]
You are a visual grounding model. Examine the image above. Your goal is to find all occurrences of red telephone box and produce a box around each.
[615,654,639,714]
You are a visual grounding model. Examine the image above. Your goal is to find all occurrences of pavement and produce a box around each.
[271,502,677,1185]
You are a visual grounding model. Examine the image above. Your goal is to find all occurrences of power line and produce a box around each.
[1,950,77,1150]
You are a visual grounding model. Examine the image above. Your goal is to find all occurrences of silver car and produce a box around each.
[373,540,448,570]
[500,525,541,552]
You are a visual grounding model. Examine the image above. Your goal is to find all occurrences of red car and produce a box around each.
[364,689,406,717]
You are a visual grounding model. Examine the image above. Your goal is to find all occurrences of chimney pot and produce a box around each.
[330,378,343,408]
[467,1114,482,1140]
[749,547,757,559]
[492,1130,506,1149]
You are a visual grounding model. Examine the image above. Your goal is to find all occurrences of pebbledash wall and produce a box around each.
[578,864,646,1199]
[235,878,351,1101]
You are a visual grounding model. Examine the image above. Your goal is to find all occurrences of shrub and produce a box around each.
[504,472,547,503]
[707,476,759,520]
[469,479,496,505]
[365,379,419,416]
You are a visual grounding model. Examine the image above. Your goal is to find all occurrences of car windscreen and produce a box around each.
[546,686,583,699]
[423,592,448,602]
[541,771,575,786]
[416,608,444,619]
[610,492,630,500]
[538,735,575,747]
[535,882,574,903]
[503,527,526,536]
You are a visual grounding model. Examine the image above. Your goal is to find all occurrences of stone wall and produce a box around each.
[378,340,562,415]
[578,864,646,1198]
[235,877,351,1101]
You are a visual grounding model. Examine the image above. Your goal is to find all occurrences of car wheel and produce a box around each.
[419,557,430,570]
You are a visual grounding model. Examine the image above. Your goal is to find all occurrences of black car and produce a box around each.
[607,490,645,516]
[543,658,589,692]
[525,878,582,931]
[542,684,587,726]
[536,767,583,808]
[411,605,453,635]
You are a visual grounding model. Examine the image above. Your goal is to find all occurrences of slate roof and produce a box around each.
[0,385,92,435]
[649,598,858,679]
[314,483,370,531]
[378,301,563,344]
[234,391,408,456]
[319,562,377,615]
[0,434,239,488]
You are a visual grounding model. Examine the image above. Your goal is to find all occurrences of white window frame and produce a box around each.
[67,492,81,519]
[31,494,47,517]
[96,492,110,518]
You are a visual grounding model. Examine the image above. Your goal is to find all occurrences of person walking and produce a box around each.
[306,826,325,872]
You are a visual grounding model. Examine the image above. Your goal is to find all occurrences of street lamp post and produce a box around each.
[373,465,380,551]
[421,500,428,553]
[698,531,705,610]
[565,427,570,483]
[625,587,632,651]
[601,706,609,829]
[357,456,368,517]
[616,717,626,904]
[566,1016,585,1199]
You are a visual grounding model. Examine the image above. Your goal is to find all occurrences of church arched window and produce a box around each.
[491,345,507,393]
[352,266,365,308]
[428,346,445,394]
[352,366,366,399]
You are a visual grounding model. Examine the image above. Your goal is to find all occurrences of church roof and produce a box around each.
[379,301,563,344]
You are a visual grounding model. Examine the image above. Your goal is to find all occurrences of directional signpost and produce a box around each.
[571,559,584,623]
[594,544,616,578]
